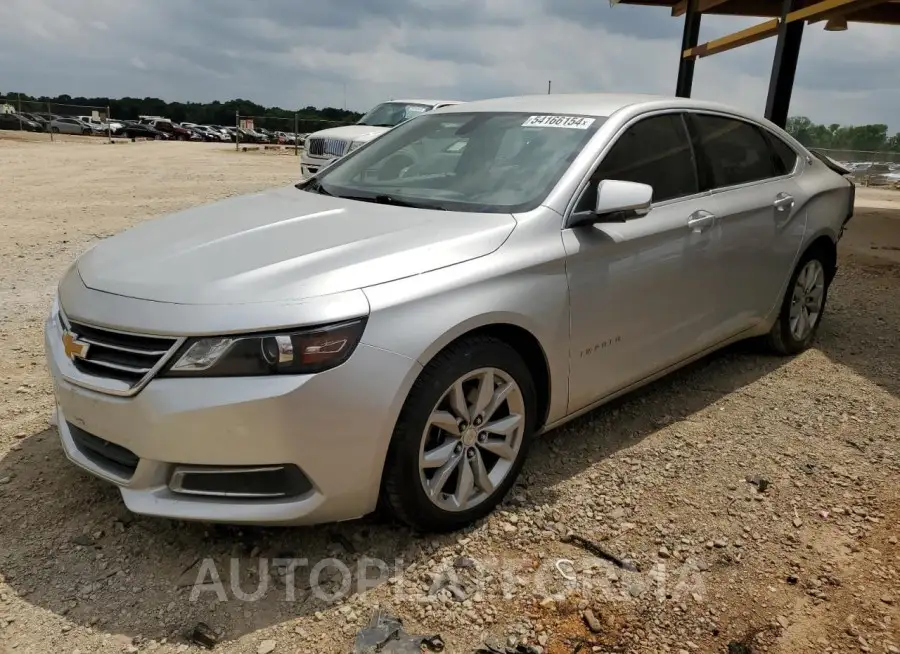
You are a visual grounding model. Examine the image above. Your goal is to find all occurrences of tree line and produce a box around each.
[786,116,900,152]
[3,91,898,150]
[1,92,363,133]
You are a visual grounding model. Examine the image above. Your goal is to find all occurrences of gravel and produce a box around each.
[0,133,898,653]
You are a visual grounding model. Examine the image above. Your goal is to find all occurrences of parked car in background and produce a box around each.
[234,126,269,143]
[185,125,220,142]
[300,99,461,178]
[139,118,192,141]
[120,121,170,140]
[48,117,96,135]
[18,112,50,129]
[274,131,298,145]
[852,163,892,185]
[209,126,231,141]
[45,93,854,532]
[77,115,125,135]
[0,113,44,131]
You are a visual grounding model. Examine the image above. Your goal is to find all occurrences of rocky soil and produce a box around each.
[0,134,897,654]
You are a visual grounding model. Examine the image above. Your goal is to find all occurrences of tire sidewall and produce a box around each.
[775,250,831,353]
[385,339,537,532]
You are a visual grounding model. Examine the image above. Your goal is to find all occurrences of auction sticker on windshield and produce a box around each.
[522,115,595,129]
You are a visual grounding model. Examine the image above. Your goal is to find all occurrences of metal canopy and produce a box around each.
[610,0,898,127]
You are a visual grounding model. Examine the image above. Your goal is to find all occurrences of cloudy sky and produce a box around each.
[1,0,898,130]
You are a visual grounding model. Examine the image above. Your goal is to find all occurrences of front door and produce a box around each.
[563,112,725,414]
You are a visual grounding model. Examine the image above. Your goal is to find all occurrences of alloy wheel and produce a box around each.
[418,367,525,513]
[789,259,825,341]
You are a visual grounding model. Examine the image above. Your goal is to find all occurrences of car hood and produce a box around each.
[308,125,389,142]
[76,185,516,305]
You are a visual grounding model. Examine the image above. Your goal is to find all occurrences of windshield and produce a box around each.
[357,102,434,128]
[305,111,604,213]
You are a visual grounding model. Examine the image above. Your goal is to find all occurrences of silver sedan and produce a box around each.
[45,93,854,532]
[48,117,97,135]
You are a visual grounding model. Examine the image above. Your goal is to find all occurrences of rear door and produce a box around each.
[686,112,806,331]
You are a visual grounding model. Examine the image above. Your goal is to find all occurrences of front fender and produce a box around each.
[361,242,571,425]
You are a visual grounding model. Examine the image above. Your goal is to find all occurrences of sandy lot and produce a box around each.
[0,135,897,654]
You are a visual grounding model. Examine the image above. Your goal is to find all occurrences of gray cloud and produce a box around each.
[543,0,682,39]
[0,0,897,130]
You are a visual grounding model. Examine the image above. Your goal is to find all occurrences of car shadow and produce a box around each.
[0,340,790,645]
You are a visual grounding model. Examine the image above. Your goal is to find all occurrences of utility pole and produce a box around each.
[547,80,552,94]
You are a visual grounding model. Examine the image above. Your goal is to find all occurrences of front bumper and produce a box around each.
[300,154,338,180]
[45,312,422,526]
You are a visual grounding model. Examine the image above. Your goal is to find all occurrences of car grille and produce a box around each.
[61,312,179,389]
[306,137,348,158]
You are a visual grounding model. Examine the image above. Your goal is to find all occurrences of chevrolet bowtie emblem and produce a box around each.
[62,330,90,360]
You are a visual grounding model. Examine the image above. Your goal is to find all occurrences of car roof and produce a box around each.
[385,99,461,106]
[432,93,763,121]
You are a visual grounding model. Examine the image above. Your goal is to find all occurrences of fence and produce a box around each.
[1,96,116,143]
[810,147,900,187]
[234,112,359,154]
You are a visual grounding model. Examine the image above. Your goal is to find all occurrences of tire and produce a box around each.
[764,248,831,355]
[82,129,91,135]
[51,127,60,133]
[381,336,537,533]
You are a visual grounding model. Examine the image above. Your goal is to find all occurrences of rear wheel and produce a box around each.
[765,249,830,355]
[381,337,536,532]
[51,127,60,133]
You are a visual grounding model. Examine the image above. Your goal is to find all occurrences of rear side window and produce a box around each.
[765,132,799,175]
[579,113,698,209]
[690,114,779,188]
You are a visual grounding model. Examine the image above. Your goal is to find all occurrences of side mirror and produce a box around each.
[569,180,654,228]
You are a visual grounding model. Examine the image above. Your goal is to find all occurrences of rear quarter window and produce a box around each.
[764,132,799,175]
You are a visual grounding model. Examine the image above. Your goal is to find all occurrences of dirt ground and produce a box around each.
[0,134,897,654]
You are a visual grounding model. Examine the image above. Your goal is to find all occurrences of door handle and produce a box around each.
[773,193,794,211]
[687,210,716,233]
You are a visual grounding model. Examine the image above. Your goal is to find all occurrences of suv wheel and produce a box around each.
[382,336,536,532]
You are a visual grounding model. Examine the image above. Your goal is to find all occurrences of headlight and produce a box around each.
[347,140,364,153]
[163,319,366,377]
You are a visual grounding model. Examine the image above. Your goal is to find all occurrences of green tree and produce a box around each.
[786,115,898,152]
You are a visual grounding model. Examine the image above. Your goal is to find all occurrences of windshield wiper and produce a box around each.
[296,178,332,196]
[342,194,446,210]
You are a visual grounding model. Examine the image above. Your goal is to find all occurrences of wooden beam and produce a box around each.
[801,0,888,22]
[682,0,894,59]
[785,0,889,22]
[843,1,900,23]
[682,18,779,58]
[672,0,732,17]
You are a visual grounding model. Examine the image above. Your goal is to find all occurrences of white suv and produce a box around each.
[300,99,460,179]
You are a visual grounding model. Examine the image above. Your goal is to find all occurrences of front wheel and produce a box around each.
[765,250,830,355]
[381,336,536,532]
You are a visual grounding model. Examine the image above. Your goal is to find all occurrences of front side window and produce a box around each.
[690,114,779,188]
[357,102,435,128]
[307,111,604,213]
[576,113,698,212]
